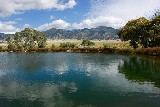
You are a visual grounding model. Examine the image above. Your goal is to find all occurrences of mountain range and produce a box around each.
[44,26,119,40]
[0,33,6,40]
[0,26,119,40]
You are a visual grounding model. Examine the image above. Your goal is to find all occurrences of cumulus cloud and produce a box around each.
[37,19,70,31]
[0,19,70,34]
[72,16,123,29]
[73,0,160,29]
[23,24,32,28]
[0,0,77,17]
[0,21,33,34]
[0,21,20,34]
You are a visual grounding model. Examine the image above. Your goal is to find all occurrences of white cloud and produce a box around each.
[0,21,20,34]
[0,0,77,17]
[16,18,23,21]
[0,19,70,34]
[37,19,70,31]
[1,0,159,32]
[2,21,17,25]
[0,21,33,34]
[23,24,32,28]
[72,16,123,29]
[73,0,160,29]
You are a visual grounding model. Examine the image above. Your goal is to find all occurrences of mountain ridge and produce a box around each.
[44,26,119,40]
[0,26,119,40]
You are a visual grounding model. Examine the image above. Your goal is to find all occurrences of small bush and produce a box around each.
[81,40,95,46]
[8,43,16,49]
[51,44,56,49]
[59,42,77,48]
[103,44,110,49]
[0,46,2,51]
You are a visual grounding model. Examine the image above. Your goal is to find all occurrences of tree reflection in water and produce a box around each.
[119,56,160,87]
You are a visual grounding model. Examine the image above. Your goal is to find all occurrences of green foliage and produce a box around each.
[51,44,55,49]
[21,28,47,48]
[36,32,47,48]
[27,40,36,49]
[59,42,77,48]
[6,28,47,50]
[7,42,17,49]
[81,40,95,46]
[103,44,110,49]
[14,33,24,49]
[154,35,160,46]
[6,35,14,44]
[6,35,16,49]
[118,15,160,48]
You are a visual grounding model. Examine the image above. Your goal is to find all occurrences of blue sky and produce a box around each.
[0,0,160,34]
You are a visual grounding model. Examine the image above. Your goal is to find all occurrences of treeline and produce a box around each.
[6,28,47,50]
[118,13,160,48]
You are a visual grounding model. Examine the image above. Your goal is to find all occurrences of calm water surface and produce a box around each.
[0,53,160,107]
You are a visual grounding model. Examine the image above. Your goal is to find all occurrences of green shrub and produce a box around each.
[81,40,95,46]
[0,46,2,50]
[8,43,16,49]
[103,44,110,49]
[59,42,76,48]
[51,44,55,49]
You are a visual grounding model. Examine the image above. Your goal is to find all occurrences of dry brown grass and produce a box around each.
[1,39,160,56]
[47,39,131,49]
[0,39,131,49]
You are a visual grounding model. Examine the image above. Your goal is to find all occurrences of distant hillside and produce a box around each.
[0,33,7,40]
[44,26,119,40]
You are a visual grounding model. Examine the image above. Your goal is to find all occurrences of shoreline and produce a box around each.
[1,39,160,56]
[0,39,127,48]
[0,47,160,56]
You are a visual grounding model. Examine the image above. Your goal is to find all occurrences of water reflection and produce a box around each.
[118,56,160,87]
[0,53,160,107]
[0,53,46,73]
[0,81,77,107]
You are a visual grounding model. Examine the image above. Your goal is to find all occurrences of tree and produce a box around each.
[148,15,160,47]
[118,11,160,48]
[14,32,24,49]
[20,28,34,49]
[6,34,16,49]
[6,28,47,50]
[118,17,149,48]
[36,32,47,48]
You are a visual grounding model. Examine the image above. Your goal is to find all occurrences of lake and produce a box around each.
[0,53,160,107]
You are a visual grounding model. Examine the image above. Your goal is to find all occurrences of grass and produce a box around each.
[0,39,131,49]
[46,39,131,49]
[47,39,81,48]
[1,39,160,56]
